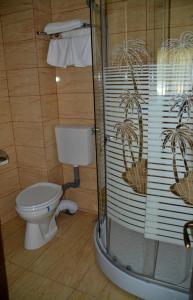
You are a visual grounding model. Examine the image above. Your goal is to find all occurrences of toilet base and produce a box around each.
[24,217,58,250]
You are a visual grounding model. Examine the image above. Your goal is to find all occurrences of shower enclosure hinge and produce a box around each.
[92,128,100,134]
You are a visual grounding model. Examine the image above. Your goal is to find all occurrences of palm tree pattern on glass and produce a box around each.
[162,93,193,205]
[115,119,138,171]
[113,39,149,195]
[159,32,193,64]
[159,31,193,205]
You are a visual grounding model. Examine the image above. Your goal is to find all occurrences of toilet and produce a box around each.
[16,125,95,250]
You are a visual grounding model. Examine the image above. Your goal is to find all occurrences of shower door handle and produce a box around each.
[183,221,193,248]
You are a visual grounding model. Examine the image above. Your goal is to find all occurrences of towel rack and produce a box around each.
[37,23,91,36]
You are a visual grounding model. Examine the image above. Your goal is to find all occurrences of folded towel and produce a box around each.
[47,28,92,68]
[44,19,84,34]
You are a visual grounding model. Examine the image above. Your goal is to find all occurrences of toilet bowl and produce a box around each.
[16,182,63,250]
[16,125,95,250]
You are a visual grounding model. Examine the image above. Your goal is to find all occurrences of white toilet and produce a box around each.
[16,125,95,250]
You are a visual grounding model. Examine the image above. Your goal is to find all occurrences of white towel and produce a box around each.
[44,19,84,34]
[47,28,92,68]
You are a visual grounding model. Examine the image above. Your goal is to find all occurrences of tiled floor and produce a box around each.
[2,211,139,300]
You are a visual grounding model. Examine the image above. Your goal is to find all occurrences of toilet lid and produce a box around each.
[16,182,63,211]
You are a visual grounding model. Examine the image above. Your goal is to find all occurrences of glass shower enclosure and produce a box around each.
[91,1,193,299]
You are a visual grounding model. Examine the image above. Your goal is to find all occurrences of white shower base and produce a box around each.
[94,222,189,300]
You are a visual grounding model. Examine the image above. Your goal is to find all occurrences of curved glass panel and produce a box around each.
[91,0,193,295]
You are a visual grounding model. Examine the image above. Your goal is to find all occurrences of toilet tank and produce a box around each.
[55,125,95,166]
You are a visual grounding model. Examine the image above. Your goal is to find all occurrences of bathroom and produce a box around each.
[1,0,193,299]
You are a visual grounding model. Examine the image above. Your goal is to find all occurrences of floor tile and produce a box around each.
[9,270,74,300]
[76,262,108,297]
[7,237,55,269]
[1,216,24,241]
[68,290,96,300]
[97,280,139,300]
[2,211,139,300]
[56,211,96,241]
[3,226,25,256]
[46,232,95,288]
[5,261,25,287]
[29,212,95,277]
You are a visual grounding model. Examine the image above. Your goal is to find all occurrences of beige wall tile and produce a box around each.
[0,191,19,223]
[0,23,3,44]
[62,164,73,183]
[0,122,14,148]
[34,9,52,33]
[107,1,146,34]
[41,94,58,121]
[4,40,38,70]
[147,28,163,61]
[108,31,147,55]
[66,188,97,213]
[107,0,145,7]
[7,69,39,96]
[0,146,18,175]
[45,144,60,170]
[16,146,47,170]
[170,25,193,39]
[48,165,63,185]
[0,168,20,198]
[52,7,89,23]
[58,93,94,120]
[59,119,94,126]
[43,119,59,146]
[0,0,32,15]
[33,0,51,12]
[0,71,8,97]
[170,0,193,27]
[1,10,35,43]
[63,165,97,191]
[39,68,57,95]
[79,167,97,191]
[36,39,50,67]
[13,122,44,147]
[51,0,87,14]
[0,97,11,123]
[147,0,165,30]
[10,96,42,122]
[19,167,48,189]
[56,67,93,94]
[0,44,5,70]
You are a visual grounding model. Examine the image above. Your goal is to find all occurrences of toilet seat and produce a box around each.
[16,182,63,212]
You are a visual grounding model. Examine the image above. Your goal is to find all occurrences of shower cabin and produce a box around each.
[91,1,193,299]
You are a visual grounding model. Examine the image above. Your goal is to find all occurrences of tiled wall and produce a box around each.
[0,0,62,222]
[107,0,193,62]
[51,0,98,213]
[0,0,97,222]
[0,17,20,223]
